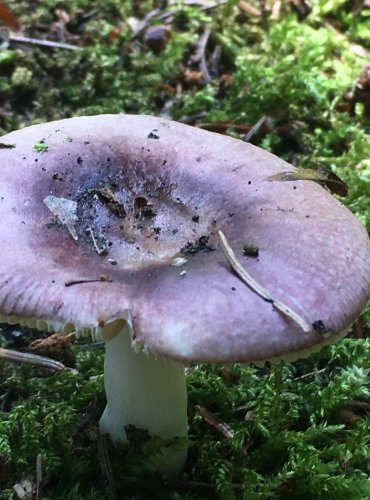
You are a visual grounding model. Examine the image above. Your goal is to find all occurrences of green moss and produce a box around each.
[33,142,48,153]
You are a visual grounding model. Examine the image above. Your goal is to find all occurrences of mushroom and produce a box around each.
[0,115,369,476]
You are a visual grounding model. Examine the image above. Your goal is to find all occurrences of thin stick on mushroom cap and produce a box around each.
[0,115,369,476]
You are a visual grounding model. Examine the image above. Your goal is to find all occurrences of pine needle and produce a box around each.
[0,347,76,372]
[217,230,311,333]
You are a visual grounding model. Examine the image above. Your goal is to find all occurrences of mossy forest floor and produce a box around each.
[1,1,370,498]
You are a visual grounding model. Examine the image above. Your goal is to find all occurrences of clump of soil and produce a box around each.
[180,235,214,255]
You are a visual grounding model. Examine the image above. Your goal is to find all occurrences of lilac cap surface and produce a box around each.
[0,114,369,363]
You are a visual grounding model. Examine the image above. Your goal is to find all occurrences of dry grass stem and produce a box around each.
[0,347,75,372]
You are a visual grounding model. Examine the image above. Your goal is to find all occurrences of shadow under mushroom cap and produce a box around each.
[0,114,369,363]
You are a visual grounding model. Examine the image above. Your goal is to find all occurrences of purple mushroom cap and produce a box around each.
[0,114,369,364]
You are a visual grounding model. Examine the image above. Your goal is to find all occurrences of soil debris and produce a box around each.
[134,196,156,219]
[312,320,331,337]
[147,130,160,139]
[243,243,259,257]
[180,235,214,255]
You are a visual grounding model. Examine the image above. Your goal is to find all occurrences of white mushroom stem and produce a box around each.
[99,320,188,477]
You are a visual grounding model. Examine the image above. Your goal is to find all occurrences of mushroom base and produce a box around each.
[100,321,188,477]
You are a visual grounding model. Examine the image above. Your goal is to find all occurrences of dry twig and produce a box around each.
[244,115,268,142]
[35,454,43,500]
[195,404,234,438]
[238,1,261,16]
[65,275,112,286]
[195,29,212,83]
[98,434,118,500]
[9,34,80,50]
[0,347,75,372]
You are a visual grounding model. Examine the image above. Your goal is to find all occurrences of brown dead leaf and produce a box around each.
[184,70,204,85]
[338,409,360,425]
[267,166,348,197]
[28,333,75,367]
[0,1,20,30]
[144,25,171,53]
[108,26,123,43]
[124,424,150,444]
